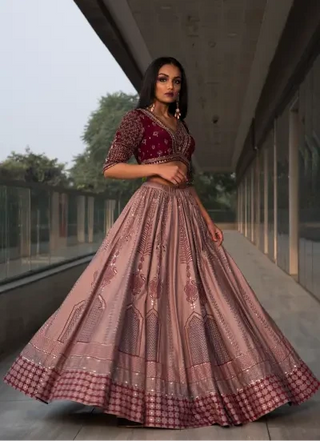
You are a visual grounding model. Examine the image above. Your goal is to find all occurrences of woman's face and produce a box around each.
[154,64,182,105]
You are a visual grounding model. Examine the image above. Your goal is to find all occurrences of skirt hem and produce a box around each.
[4,355,320,429]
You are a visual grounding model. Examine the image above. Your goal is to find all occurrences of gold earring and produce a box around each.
[175,96,181,119]
[148,102,155,112]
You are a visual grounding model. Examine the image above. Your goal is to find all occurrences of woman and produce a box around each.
[4,57,320,429]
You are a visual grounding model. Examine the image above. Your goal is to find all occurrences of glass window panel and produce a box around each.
[0,185,8,281]
[259,151,265,252]
[299,56,320,301]
[0,183,118,283]
[30,187,50,271]
[268,131,275,261]
[247,173,251,239]
[276,109,290,273]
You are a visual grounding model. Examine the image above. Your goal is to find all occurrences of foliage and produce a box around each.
[0,147,69,186]
[69,92,140,199]
[193,172,236,209]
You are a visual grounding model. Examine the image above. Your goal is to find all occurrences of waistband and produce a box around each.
[141,181,192,193]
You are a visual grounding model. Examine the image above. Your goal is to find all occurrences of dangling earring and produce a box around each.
[148,102,155,113]
[175,96,181,119]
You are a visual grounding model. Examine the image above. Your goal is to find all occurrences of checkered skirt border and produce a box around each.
[4,356,320,428]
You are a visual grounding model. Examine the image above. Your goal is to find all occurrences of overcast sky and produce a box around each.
[0,0,136,166]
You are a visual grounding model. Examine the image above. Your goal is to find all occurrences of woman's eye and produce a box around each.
[175,80,181,85]
[158,77,167,82]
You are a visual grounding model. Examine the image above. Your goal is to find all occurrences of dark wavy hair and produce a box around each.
[137,57,188,120]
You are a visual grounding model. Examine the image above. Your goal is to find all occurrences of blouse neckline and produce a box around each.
[139,108,182,137]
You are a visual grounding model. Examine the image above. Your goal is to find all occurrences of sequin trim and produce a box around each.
[4,356,320,428]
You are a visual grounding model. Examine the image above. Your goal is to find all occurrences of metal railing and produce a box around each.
[0,180,119,283]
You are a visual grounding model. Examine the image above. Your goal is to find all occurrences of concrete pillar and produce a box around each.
[289,106,299,275]
[59,193,68,250]
[240,182,244,234]
[264,148,268,254]
[239,183,243,234]
[77,196,85,243]
[237,183,240,233]
[20,189,31,258]
[244,176,248,237]
[236,187,238,231]
[50,192,60,251]
[238,183,241,233]
[255,154,261,248]
[251,165,255,243]
[237,185,240,232]
[105,199,116,234]
[273,123,278,264]
[87,197,94,243]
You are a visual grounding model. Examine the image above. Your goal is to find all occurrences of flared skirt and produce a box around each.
[4,181,320,428]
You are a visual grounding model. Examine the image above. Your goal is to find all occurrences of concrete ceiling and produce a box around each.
[74,0,293,172]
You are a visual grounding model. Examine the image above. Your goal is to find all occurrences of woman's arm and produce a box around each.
[104,162,187,184]
[104,163,158,180]
[190,186,224,246]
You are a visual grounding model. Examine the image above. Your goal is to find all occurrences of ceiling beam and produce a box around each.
[73,0,144,90]
[237,0,320,180]
[231,0,293,169]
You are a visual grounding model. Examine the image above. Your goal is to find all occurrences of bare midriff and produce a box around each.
[146,161,189,188]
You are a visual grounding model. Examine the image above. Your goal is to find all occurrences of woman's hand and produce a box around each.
[206,218,224,246]
[156,163,187,186]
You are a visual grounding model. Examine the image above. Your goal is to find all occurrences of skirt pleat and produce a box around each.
[4,181,320,428]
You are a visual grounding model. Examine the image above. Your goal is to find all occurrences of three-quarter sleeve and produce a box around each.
[103,110,144,173]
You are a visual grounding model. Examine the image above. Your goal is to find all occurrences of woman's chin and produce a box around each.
[159,97,176,105]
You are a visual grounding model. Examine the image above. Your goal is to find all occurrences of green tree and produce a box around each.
[0,147,69,186]
[70,92,140,199]
[194,172,236,210]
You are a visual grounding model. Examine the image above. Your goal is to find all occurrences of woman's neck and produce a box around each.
[152,101,171,118]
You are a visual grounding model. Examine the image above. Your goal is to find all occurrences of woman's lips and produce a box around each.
[164,92,174,97]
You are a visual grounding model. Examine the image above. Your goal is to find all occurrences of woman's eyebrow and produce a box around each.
[158,73,181,79]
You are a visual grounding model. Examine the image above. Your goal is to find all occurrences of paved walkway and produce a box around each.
[1,231,319,440]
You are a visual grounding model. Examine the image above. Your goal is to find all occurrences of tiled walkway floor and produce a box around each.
[1,232,319,440]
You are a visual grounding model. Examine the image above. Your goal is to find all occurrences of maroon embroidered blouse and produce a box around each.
[103,108,195,185]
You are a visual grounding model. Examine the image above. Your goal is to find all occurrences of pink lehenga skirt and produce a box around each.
[4,181,320,428]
